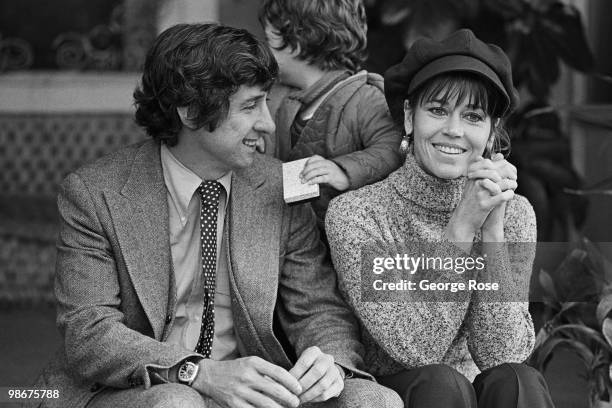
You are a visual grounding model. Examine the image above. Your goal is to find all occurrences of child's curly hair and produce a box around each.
[259,0,367,73]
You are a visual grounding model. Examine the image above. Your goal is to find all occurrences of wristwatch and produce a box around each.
[177,360,200,386]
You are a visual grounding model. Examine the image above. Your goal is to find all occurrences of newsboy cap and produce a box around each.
[384,29,519,123]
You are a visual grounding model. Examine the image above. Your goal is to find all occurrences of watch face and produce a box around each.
[178,361,197,383]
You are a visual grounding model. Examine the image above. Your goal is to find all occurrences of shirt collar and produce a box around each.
[160,144,232,223]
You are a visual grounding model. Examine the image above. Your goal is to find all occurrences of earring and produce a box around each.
[400,134,412,154]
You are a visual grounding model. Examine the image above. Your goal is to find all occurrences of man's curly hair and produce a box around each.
[133,23,278,145]
[259,0,367,73]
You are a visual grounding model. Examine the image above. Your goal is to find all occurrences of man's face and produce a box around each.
[191,85,275,173]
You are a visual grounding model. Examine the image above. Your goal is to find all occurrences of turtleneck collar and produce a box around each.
[389,153,466,212]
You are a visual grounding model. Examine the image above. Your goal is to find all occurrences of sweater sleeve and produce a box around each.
[331,84,403,190]
[465,195,537,370]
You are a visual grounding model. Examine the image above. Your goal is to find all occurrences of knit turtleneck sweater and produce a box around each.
[326,154,537,380]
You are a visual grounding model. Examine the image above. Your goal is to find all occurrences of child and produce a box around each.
[259,0,402,234]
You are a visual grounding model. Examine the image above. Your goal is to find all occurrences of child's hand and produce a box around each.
[300,155,350,191]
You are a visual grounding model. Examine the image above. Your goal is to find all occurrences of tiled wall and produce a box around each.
[0,112,146,306]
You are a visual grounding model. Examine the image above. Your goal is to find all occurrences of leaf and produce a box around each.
[515,171,552,240]
[510,140,570,162]
[554,249,605,301]
[598,297,612,326]
[533,326,553,351]
[602,318,612,347]
[481,0,525,20]
[529,337,565,369]
[566,176,612,196]
[538,269,558,300]
[590,349,611,371]
[531,336,595,369]
[379,0,411,25]
[559,302,590,317]
[583,239,612,285]
[589,359,612,403]
[550,324,612,353]
[601,251,612,285]
[513,28,559,99]
[594,368,611,403]
[551,302,584,323]
[539,2,594,72]
[526,158,581,188]
[511,103,562,136]
[380,0,478,26]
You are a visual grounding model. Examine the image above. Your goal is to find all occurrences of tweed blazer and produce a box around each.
[35,140,366,408]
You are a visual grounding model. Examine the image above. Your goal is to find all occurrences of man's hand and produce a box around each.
[300,155,350,191]
[289,346,344,404]
[193,357,302,408]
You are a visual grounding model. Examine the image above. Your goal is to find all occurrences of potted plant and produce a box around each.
[530,237,612,407]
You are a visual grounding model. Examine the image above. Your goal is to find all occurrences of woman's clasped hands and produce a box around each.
[446,153,517,244]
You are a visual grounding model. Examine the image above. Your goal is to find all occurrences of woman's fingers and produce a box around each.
[475,179,515,211]
[470,154,518,193]
[498,178,518,192]
[476,178,501,195]
[476,177,517,194]
[488,189,515,207]
[468,157,517,181]
[469,169,503,183]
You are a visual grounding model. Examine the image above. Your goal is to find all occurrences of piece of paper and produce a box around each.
[282,158,320,204]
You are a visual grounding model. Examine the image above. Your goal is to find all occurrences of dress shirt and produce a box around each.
[161,144,239,360]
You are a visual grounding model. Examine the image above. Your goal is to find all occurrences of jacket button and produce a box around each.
[165,315,172,324]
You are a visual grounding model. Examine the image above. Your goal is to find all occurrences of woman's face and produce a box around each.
[405,93,493,180]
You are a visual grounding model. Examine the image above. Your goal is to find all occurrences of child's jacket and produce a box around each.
[268,70,403,230]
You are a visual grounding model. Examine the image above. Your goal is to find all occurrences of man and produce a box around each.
[34,23,401,408]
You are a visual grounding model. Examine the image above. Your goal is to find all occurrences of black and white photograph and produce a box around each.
[1,1,611,407]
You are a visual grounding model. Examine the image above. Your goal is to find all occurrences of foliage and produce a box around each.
[506,102,588,240]
[530,238,612,406]
[475,0,594,100]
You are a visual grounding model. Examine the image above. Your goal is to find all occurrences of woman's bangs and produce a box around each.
[417,74,492,113]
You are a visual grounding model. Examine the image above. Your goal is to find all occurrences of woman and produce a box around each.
[326,29,554,407]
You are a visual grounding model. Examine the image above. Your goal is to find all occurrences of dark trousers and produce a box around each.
[377,363,555,408]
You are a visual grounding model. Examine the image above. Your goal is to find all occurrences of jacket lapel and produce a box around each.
[104,141,173,340]
[228,161,290,365]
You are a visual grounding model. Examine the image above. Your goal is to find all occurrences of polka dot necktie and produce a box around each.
[194,180,222,358]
